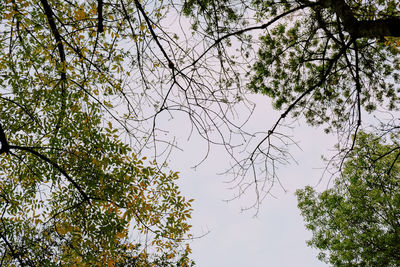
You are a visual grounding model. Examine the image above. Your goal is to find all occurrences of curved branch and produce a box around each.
[189,3,317,68]
[8,145,90,202]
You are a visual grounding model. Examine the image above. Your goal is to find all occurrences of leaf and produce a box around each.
[75,7,86,20]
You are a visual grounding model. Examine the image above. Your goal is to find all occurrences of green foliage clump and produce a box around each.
[297,132,400,266]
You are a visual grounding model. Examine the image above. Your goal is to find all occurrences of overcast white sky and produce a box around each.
[135,2,398,264]
[166,93,336,267]
[137,5,341,265]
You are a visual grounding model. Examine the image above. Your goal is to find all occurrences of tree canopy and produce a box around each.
[0,0,193,265]
[296,132,400,266]
[0,0,400,264]
[178,0,400,207]
[248,0,400,130]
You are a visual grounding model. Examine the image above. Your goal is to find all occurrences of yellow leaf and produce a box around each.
[57,225,67,235]
[75,7,86,20]
[116,232,125,239]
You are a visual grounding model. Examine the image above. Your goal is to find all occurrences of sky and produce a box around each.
[166,93,336,267]
[130,4,341,266]
[2,1,396,266]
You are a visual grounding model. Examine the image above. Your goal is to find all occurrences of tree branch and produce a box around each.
[0,123,9,154]
[134,0,175,69]
[190,3,317,68]
[97,0,104,33]
[356,18,400,38]
[8,145,90,202]
[319,0,400,38]
[0,232,24,266]
[251,40,353,160]
[39,0,66,81]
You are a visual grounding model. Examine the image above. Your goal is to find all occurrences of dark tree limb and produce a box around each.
[0,232,24,266]
[38,0,68,140]
[134,0,175,69]
[6,144,90,202]
[0,123,9,155]
[319,0,400,38]
[387,150,400,175]
[39,0,66,81]
[97,0,104,33]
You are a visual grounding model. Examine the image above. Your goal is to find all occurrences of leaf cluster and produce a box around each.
[0,0,193,265]
[248,1,400,133]
[296,132,400,266]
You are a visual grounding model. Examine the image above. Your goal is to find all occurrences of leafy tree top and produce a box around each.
[248,0,400,132]
[296,132,400,266]
[0,0,193,265]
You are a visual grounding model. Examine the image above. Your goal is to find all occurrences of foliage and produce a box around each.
[1,0,399,262]
[248,0,400,131]
[0,0,193,265]
[177,0,400,208]
[296,132,400,266]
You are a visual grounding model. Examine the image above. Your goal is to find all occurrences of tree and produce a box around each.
[0,0,399,262]
[166,0,400,208]
[296,132,400,266]
[0,0,193,265]
[248,0,400,132]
